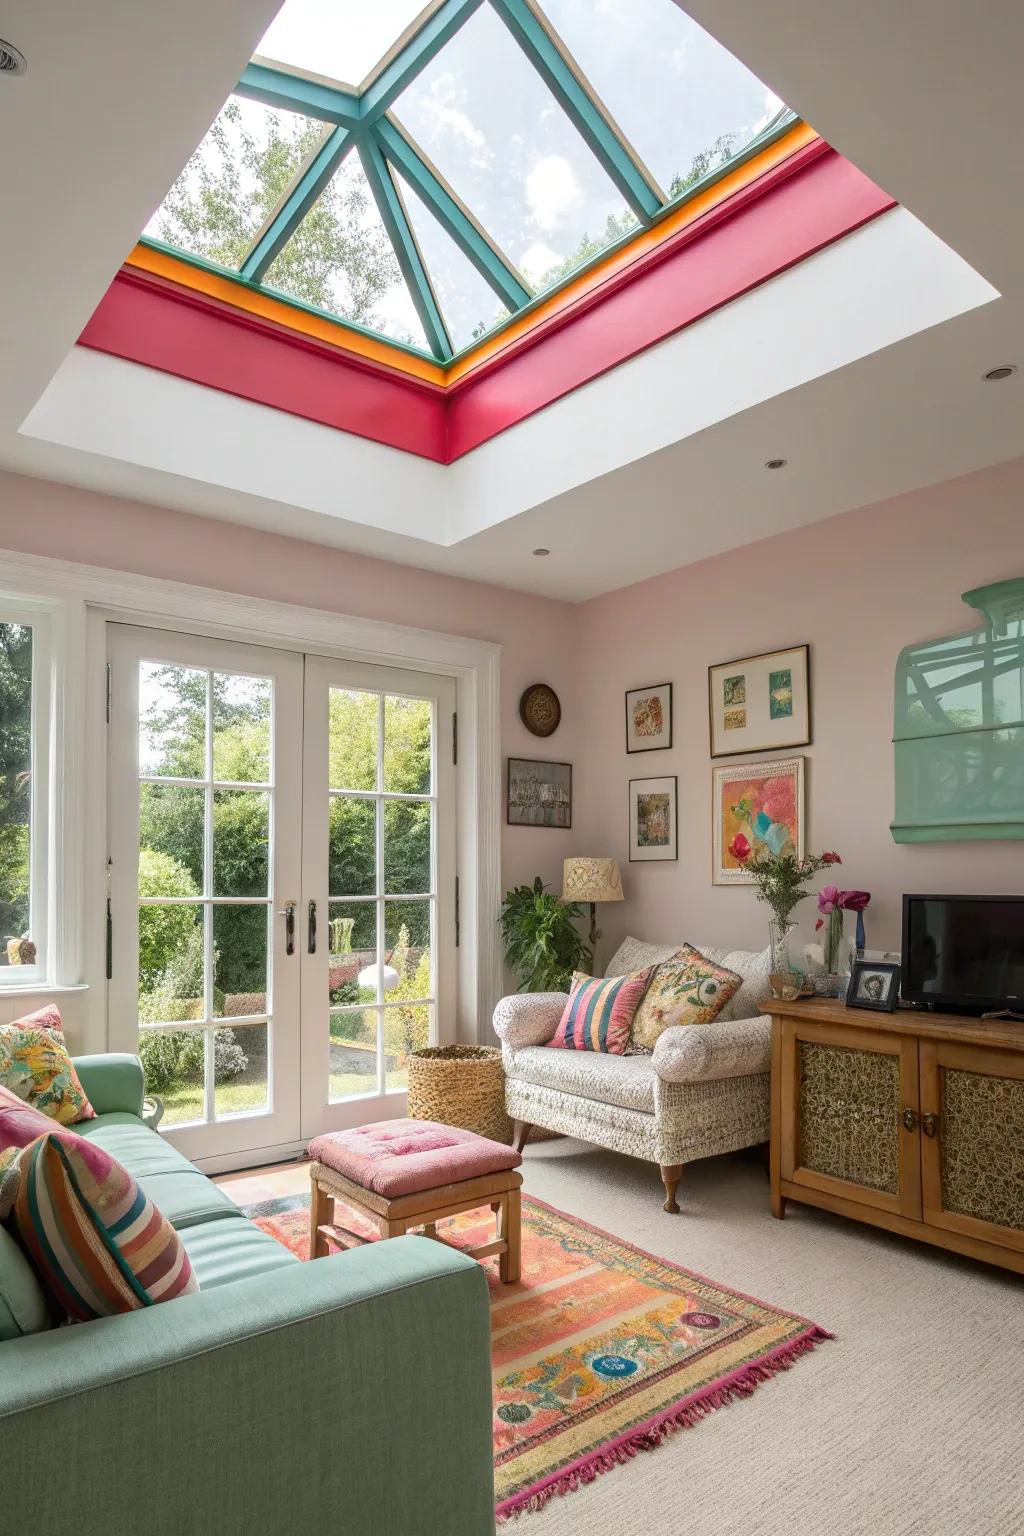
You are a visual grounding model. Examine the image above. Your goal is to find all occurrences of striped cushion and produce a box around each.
[13,1130,198,1321]
[548,968,655,1054]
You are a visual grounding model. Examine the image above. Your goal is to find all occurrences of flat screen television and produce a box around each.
[902,894,1024,1014]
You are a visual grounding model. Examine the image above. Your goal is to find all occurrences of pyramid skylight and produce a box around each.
[143,0,793,364]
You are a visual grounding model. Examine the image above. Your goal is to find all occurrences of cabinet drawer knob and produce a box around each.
[902,1107,918,1132]
[921,1111,939,1138]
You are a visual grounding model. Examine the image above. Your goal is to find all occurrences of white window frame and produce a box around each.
[0,599,54,990]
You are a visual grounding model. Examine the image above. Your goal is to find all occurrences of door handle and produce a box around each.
[277,901,296,956]
[307,899,317,955]
[902,1107,918,1133]
[921,1111,939,1138]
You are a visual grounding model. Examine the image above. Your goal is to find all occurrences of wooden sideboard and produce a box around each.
[766,997,1024,1276]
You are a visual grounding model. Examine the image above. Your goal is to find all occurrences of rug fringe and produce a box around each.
[495,1326,832,1522]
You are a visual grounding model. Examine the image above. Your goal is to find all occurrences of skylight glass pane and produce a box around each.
[392,169,510,351]
[393,2,635,296]
[145,96,325,269]
[263,152,429,351]
[256,0,438,88]
[539,0,785,198]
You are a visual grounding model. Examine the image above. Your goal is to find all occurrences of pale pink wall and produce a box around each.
[0,471,580,901]
[574,457,1024,964]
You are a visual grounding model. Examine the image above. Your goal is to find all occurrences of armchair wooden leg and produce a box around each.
[660,1163,682,1214]
[309,1175,333,1259]
[513,1121,533,1153]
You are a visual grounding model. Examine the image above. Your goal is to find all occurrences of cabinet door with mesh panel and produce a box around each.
[780,1019,923,1219]
[920,1040,1024,1253]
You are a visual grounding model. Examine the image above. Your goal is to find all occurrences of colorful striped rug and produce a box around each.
[240,1190,830,1519]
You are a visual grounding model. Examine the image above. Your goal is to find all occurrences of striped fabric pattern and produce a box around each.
[13,1130,197,1321]
[549,968,655,1054]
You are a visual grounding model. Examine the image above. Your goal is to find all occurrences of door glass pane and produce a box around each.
[385,900,432,999]
[213,905,269,1018]
[329,688,378,790]
[138,904,205,1023]
[0,622,33,961]
[138,1027,206,1127]
[328,900,377,1005]
[385,1001,431,1093]
[213,791,270,897]
[383,694,432,794]
[540,0,785,199]
[393,2,629,294]
[212,674,272,783]
[139,785,204,894]
[138,662,206,778]
[384,799,432,894]
[329,797,377,895]
[330,1008,379,1100]
[215,1022,269,1119]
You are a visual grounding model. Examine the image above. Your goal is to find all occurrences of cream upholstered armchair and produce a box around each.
[492,937,773,1212]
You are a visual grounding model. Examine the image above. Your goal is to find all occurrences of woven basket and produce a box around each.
[407,1045,513,1145]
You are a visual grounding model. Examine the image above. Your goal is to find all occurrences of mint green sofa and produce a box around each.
[0,1055,496,1536]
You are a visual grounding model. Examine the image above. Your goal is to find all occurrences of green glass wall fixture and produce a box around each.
[892,579,1024,843]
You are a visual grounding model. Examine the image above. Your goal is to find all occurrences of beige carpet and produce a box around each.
[514,1139,1023,1536]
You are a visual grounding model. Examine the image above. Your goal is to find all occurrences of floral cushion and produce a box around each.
[549,968,655,1054]
[629,945,742,1052]
[13,1130,198,1321]
[0,1025,95,1126]
[9,1003,64,1037]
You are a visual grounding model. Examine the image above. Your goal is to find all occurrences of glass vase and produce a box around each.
[825,909,856,1000]
[768,918,797,978]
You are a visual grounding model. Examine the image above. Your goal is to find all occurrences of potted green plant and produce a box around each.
[500,876,592,992]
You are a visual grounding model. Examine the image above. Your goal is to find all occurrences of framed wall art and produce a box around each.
[712,756,805,885]
[628,775,678,862]
[625,682,672,753]
[708,644,810,757]
[507,757,572,829]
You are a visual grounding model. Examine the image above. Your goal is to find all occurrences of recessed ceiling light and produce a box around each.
[532,547,550,557]
[983,365,1017,382]
[764,458,788,470]
[0,38,26,75]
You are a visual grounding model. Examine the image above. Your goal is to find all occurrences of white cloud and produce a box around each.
[752,90,785,135]
[518,240,563,285]
[525,155,582,234]
[414,72,493,172]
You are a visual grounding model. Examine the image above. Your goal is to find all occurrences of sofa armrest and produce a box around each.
[652,1014,772,1084]
[72,1053,145,1117]
[493,992,566,1051]
[0,1236,495,1536]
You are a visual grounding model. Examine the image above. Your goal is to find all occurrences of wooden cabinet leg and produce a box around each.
[513,1121,533,1153]
[660,1163,682,1214]
[499,1187,522,1283]
[770,1188,787,1220]
[309,1176,332,1260]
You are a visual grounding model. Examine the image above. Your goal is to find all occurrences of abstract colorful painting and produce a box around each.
[629,776,677,861]
[708,645,810,756]
[712,756,805,884]
[625,682,672,752]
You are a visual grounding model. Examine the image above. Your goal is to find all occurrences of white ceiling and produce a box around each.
[1,0,1022,601]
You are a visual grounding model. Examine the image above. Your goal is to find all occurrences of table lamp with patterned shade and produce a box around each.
[561,857,624,965]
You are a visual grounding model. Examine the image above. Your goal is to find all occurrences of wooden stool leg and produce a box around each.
[513,1121,533,1153]
[422,1222,438,1237]
[309,1177,333,1259]
[660,1163,682,1215]
[498,1187,521,1283]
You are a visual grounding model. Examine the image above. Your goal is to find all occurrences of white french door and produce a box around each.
[107,625,456,1164]
[299,656,456,1139]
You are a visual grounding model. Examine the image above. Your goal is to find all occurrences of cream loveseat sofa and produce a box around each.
[493,936,773,1212]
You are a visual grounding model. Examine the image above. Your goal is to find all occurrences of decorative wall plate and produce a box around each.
[519,683,561,737]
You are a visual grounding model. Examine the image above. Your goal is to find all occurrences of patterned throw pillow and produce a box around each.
[9,1003,64,1037]
[630,944,743,1052]
[0,1024,95,1125]
[548,968,655,1054]
[13,1130,198,1321]
[0,1146,21,1221]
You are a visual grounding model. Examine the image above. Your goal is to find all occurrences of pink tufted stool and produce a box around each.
[307,1119,523,1281]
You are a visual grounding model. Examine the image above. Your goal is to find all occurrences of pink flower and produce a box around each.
[822,851,843,865]
[839,889,871,912]
[817,884,840,915]
[729,832,751,862]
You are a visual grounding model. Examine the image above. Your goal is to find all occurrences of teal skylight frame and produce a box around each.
[141,0,799,365]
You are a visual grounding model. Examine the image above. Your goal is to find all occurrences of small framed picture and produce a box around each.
[625,683,672,753]
[846,959,901,1013]
[708,644,811,758]
[507,757,572,829]
[629,776,677,862]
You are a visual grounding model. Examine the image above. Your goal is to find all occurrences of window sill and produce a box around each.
[0,981,88,998]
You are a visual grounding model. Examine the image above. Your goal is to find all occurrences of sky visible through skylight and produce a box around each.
[145,0,786,359]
